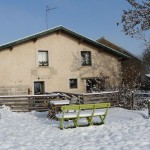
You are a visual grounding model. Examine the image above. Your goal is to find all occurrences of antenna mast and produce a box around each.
[46,6,57,29]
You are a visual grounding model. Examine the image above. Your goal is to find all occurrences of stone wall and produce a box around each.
[0,85,31,95]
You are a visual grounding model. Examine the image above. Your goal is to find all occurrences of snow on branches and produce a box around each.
[122,0,150,37]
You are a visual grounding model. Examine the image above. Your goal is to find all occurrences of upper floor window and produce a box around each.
[81,51,92,66]
[38,51,48,66]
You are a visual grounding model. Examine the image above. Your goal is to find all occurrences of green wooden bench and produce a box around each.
[56,102,110,129]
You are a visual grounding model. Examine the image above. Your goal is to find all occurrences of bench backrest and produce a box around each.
[61,103,110,111]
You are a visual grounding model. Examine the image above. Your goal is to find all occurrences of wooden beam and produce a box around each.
[118,57,123,61]
[57,30,62,35]
[78,38,84,44]
[33,38,37,43]
[9,46,13,51]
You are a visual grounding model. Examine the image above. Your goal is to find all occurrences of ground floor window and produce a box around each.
[86,77,106,93]
[34,81,45,95]
[69,79,78,89]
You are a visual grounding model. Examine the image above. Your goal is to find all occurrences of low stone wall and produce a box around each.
[0,85,31,95]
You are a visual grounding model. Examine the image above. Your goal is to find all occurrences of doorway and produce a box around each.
[34,81,45,95]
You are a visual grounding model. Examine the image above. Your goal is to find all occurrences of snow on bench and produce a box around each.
[56,103,110,129]
[50,100,70,105]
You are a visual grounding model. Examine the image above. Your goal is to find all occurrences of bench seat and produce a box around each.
[56,112,78,119]
[56,110,105,119]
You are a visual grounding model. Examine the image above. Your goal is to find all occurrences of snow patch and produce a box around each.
[0,107,149,150]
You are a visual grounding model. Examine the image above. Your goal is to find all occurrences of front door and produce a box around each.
[34,81,45,95]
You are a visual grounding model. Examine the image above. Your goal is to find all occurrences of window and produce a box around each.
[34,81,45,95]
[69,79,78,89]
[86,78,106,93]
[81,51,92,66]
[38,51,48,66]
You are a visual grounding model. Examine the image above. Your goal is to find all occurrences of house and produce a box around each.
[97,37,142,88]
[0,26,129,95]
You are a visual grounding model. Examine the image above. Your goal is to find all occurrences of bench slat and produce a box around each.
[56,112,78,119]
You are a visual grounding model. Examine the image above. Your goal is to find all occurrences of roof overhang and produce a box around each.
[0,26,130,59]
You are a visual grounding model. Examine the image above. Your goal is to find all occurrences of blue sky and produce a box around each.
[0,0,146,56]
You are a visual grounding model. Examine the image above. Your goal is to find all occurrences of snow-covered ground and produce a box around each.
[0,106,150,150]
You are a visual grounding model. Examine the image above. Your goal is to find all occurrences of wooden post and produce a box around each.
[118,90,120,107]
[28,96,31,111]
[82,94,84,104]
[131,91,134,109]
[148,100,150,118]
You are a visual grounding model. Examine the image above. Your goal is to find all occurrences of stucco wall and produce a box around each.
[0,32,122,95]
[98,37,141,87]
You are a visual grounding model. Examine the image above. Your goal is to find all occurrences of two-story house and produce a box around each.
[0,26,129,95]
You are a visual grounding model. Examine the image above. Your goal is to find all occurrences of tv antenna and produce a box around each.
[46,6,57,29]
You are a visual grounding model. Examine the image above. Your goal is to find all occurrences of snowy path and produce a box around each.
[0,106,150,150]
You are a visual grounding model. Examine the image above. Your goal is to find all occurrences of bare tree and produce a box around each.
[121,0,150,37]
[120,0,150,89]
[142,46,150,73]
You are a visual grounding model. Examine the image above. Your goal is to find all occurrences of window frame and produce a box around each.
[81,51,92,66]
[69,78,78,89]
[38,50,49,66]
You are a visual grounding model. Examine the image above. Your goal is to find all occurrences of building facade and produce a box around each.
[0,26,129,95]
[97,37,142,88]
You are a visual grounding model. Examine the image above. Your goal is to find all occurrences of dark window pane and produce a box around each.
[86,78,106,93]
[81,51,92,66]
[34,82,45,94]
[69,79,78,89]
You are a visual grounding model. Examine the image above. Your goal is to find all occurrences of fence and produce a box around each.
[132,92,150,110]
[0,91,149,113]
[82,91,119,106]
[0,91,119,111]
[0,93,64,111]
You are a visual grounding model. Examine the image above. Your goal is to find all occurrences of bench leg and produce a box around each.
[99,115,105,124]
[60,118,64,129]
[73,119,78,127]
[86,117,93,126]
